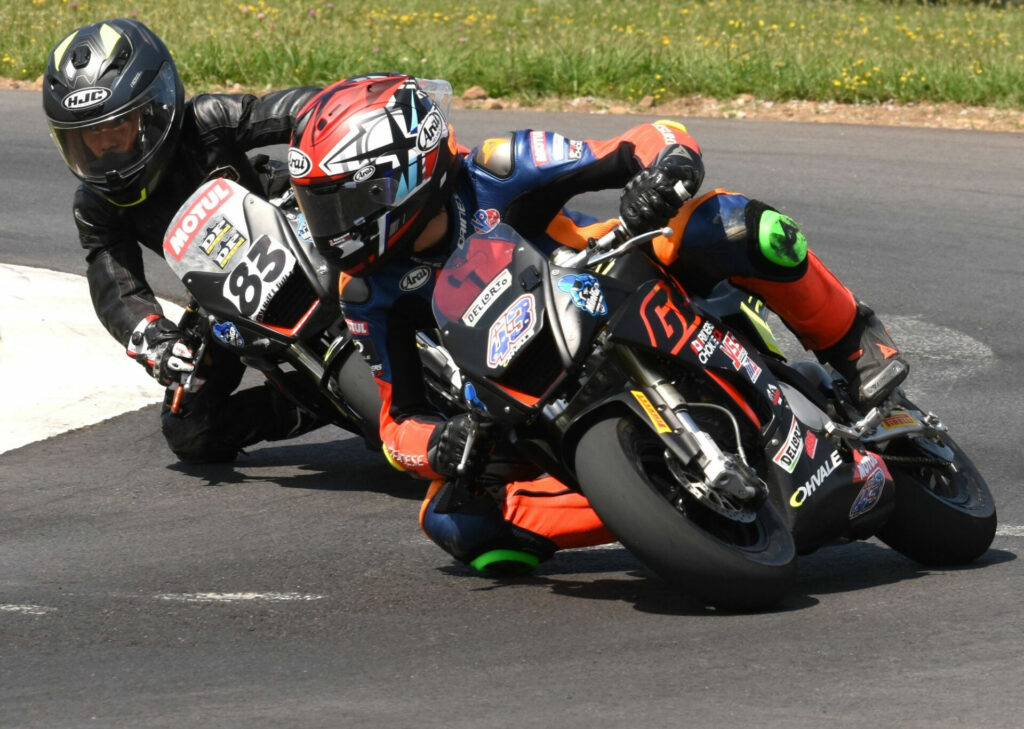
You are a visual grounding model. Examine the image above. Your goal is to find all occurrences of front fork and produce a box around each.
[614,345,763,502]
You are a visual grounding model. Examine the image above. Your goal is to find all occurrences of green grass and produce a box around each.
[4,0,1023,108]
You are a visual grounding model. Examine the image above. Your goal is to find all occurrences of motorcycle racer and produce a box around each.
[288,74,909,572]
[43,18,327,462]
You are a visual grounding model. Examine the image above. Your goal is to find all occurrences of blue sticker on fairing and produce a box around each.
[557,273,607,316]
[212,321,245,348]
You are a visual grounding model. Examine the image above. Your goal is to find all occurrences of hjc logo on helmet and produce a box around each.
[62,87,111,110]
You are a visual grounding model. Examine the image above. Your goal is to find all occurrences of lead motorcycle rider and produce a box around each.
[288,74,910,572]
[43,18,329,463]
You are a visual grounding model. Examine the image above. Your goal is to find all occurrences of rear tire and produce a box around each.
[877,423,996,565]
[574,414,796,611]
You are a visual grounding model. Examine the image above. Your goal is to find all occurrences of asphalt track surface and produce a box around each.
[2,89,1023,728]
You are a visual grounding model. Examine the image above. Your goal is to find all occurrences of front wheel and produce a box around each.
[876,412,996,565]
[574,414,796,611]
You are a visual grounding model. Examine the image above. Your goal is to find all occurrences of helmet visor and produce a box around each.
[293,175,401,244]
[48,62,179,185]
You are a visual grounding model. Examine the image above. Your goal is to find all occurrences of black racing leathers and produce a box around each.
[74,87,319,345]
[69,87,323,462]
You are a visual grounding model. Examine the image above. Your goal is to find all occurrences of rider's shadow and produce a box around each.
[167,435,420,500]
[439,540,1016,616]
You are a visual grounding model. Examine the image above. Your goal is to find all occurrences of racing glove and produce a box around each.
[126,314,196,386]
[426,413,493,480]
[619,144,705,233]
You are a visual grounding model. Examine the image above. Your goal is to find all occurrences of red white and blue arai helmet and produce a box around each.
[288,74,460,276]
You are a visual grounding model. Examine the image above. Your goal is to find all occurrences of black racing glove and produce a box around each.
[126,314,196,386]
[619,143,705,233]
[427,413,493,480]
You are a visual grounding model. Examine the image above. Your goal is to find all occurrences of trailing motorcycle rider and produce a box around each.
[288,74,909,572]
[43,18,329,463]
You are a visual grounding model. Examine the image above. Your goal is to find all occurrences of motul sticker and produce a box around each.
[345,318,370,336]
[62,87,111,110]
[530,130,548,165]
[287,148,312,177]
[163,179,234,260]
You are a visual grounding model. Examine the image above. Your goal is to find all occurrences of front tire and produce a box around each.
[574,414,796,611]
[877,422,996,565]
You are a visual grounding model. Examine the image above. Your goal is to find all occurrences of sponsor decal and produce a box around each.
[568,139,584,160]
[556,273,607,316]
[772,417,804,474]
[61,87,111,110]
[487,294,536,368]
[353,164,376,182]
[164,180,234,260]
[416,108,445,152]
[472,208,501,233]
[551,133,565,162]
[462,269,512,326]
[530,130,549,166]
[399,265,432,291]
[690,320,722,364]
[804,430,818,459]
[386,445,426,469]
[212,321,245,348]
[766,383,783,406]
[721,331,762,383]
[287,147,312,177]
[200,218,247,269]
[452,194,469,247]
[344,318,370,336]
[654,123,679,146]
[789,449,843,507]
[850,467,887,518]
[630,390,672,434]
[881,412,918,429]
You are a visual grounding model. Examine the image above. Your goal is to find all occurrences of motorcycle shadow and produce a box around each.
[167,435,420,501]
[438,540,1015,616]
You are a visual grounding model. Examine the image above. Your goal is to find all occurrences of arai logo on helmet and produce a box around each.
[287,147,313,178]
[353,164,376,182]
[399,265,432,291]
[416,108,445,152]
[62,87,111,110]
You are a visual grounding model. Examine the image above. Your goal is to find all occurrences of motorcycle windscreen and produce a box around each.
[162,177,314,335]
[433,225,551,384]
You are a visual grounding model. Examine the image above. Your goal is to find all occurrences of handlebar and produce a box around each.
[558,221,673,269]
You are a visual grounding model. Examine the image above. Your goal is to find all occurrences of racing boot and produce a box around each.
[420,480,556,575]
[816,303,909,411]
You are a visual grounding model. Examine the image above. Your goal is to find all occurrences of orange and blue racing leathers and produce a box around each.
[339,120,858,565]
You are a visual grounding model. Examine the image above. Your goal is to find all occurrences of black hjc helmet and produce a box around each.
[43,18,184,207]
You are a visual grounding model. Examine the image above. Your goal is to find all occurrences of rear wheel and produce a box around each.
[575,414,796,611]
[876,409,996,565]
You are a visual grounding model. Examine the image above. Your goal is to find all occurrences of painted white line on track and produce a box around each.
[996,525,1024,537]
[0,264,183,454]
[155,592,325,603]
[1,604,57,615]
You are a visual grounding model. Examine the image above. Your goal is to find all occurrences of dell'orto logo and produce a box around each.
[62,87,111,110]
[287,148,313,177]
[416,108,445,152]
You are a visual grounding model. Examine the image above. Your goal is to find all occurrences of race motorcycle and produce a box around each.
[420,222,996,611]
[161,177,381,448]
